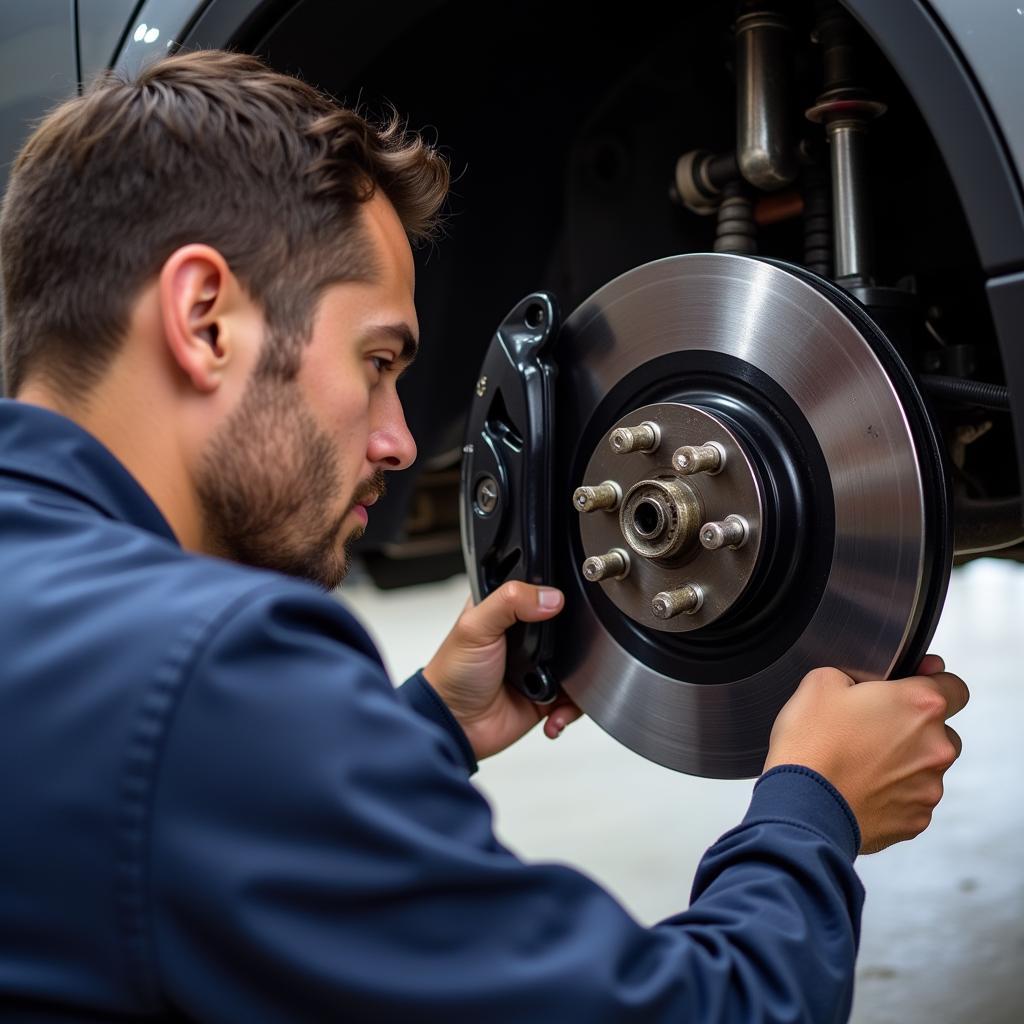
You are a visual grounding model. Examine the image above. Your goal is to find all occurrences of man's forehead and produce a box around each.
[361,191,416,279]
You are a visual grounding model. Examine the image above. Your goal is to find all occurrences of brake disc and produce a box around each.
[463,253,951,779]
[553,252,952,778]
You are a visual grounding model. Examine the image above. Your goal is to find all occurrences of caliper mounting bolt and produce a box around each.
[474,476,499,515]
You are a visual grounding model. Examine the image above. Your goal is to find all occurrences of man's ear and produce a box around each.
[158,244,238,393]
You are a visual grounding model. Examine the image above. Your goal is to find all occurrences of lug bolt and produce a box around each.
[609,421,661,455]
[700,515,749,550]
[651,583,704,619]
[582,549,630,582]
[474,476,499,515]
[573,480,622,513]
[672,441,725,475]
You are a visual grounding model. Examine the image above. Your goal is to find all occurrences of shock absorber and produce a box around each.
[805,1,886,287]
[735,1,798,192]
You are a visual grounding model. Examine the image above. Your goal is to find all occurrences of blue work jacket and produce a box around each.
[0,398,864,1022]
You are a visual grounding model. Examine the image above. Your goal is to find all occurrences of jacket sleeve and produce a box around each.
[396,669,478,775]
[149,582,864,1024]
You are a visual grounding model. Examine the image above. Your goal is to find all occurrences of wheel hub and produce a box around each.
[576,402,764,632]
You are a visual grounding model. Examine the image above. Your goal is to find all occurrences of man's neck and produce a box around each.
[16,378,204,551]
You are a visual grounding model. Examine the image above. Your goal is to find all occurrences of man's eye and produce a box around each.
[369,355,393,374]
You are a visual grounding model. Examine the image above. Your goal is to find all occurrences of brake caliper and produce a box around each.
[460,292,560,703]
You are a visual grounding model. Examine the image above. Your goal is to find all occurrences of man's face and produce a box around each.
[195,193,419,589]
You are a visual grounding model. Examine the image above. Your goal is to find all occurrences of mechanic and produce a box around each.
[0,50,968,1023]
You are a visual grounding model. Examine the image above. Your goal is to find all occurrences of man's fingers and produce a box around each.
[460,582,564,645]
[945,724,963,760]
[801,666,857,690]
[917,670,970,719]
[917,653,945,676]
[543,699,583,738]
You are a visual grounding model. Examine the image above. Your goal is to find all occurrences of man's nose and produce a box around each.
[367,402,417,471]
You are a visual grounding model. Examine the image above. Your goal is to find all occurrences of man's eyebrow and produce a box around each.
[363,323,419,366]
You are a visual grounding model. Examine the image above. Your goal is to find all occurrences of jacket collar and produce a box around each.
[0,399,179,545]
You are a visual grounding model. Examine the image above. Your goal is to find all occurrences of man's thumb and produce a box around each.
[462,582,564,644]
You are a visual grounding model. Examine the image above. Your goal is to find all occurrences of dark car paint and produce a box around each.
[0,0,77,198]
[2,0,1023,541]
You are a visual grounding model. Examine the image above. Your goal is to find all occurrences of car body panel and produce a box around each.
[0,1,77,198]
[79,0,140,83]
[0,0,1021,548]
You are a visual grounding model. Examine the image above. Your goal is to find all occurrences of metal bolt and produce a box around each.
[475,375,488,398]
[700,514,749,550]
[672,441,725,475]
[651,583,704,619]
[582,549,630,582]
[573,480,622,513]
[609,421,661,455]
[474,476,499,515]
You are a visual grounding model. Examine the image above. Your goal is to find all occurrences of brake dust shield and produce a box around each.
[465,253,951,779]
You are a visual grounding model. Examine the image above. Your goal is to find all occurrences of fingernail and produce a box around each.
[538,588,563,610]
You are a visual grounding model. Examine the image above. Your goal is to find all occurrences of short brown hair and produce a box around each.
[1,49,450,396]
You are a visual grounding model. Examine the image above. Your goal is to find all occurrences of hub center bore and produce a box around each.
[619,478,703,559]
[632,499,662,537]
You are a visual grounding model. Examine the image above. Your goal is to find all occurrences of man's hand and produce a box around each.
[764,654,969,854]
[422,581,582,760]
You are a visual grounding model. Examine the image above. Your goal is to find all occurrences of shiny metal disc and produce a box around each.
[554,253,947,779]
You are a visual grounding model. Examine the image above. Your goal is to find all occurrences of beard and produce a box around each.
[194,370,384,591]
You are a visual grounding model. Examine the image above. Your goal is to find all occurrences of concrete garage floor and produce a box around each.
[340,559,1024,1023]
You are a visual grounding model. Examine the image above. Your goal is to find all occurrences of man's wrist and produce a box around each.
[419,664,491,758]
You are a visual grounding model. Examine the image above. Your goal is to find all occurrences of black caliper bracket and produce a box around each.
[460,291,560,703]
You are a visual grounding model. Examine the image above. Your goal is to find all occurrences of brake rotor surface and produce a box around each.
[552,253,951,779]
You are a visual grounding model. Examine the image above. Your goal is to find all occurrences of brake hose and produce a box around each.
[919,374,1010,411]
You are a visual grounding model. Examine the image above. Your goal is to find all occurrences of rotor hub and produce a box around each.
[575,402,764,631]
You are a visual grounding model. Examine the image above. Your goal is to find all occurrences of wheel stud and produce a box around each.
[699,515,749,550]
[672,442,725,475]
[609,421,661,454]
[573,481,622,512]
[582,549,630,582]
[651,583,704,618]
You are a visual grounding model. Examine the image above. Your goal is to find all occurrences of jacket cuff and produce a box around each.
[746,764,861,861]
[396,671,478,776]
